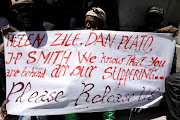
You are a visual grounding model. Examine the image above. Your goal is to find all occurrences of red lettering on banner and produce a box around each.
[117,35,133,49]
[64,33,73,46]
[6,33,46,48]
[27,51,37,64]
[78,52,97,64]
[27,51,71,65]
[129,35,139,49]
[14,52,23,64]
[59,51,72,64]
[102,67,113,80]
[6,35,15,47]
[100,52,125,65]
[102,67,157,86]
[21,67,46,78]
[85,32,116,47]
[37,51,54,64]
[32,33,46,47]
[51,64,69,77]
[6,34,26,47]
[85,32,97,46]
[6,52,22,64]
[117,35,153,52]
[70,66,97,77]
[16,34,26,47]
[6,69,20,77]
[148,57,166,67]
[24,34,34,47]
[139,35,147,50]
[50,33,80,46]
[6,52,13,64]
[143,36,153,52]
[50,33,63,46]
[104,33,116,48]
[126,55,147,66]
[72,33,80,46]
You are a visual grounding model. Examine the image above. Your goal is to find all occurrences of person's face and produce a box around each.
[85,16,102,30]
[15,4,34,27]
[146,13,163,26]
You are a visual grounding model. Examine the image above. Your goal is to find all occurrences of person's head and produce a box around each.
[85,7,107,30]
[145,5,164,26]
[10,0,34,28]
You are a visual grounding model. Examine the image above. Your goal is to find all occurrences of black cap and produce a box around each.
[146,5,164,16]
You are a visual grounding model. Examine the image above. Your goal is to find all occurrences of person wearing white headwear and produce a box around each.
[85,7,108,30]
[87,7,115,120]
[66,8,114,120]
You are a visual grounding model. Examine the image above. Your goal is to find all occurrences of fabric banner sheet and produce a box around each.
[4,30,176,115]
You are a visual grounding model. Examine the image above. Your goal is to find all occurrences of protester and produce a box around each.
[64,7,115,120]
[85,7,107,30]
[136,5,179,120]
[137,5,165,32]
[86,8,114,120]
[1,2,178,120]
[1,0,47,120]
[137,5,178,35]
[10,0,45,31]
[164,26,180,120]
[136,5,178,74]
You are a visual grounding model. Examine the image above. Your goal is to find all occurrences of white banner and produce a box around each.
[4,30,176,116]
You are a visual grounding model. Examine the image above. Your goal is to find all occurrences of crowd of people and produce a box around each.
[0,0,179,120]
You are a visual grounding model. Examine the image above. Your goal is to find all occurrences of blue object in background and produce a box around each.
[0,36,3,44]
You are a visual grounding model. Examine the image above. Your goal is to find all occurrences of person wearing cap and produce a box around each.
[86,7,115,120]
[137,5,164,32]
[1,0,47,120]
[65,7,115,120]
[137,5,178,36]
[137,5,179,120]
[137,5,177,74]
[10,0,45,31]
[85,7,107,30]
